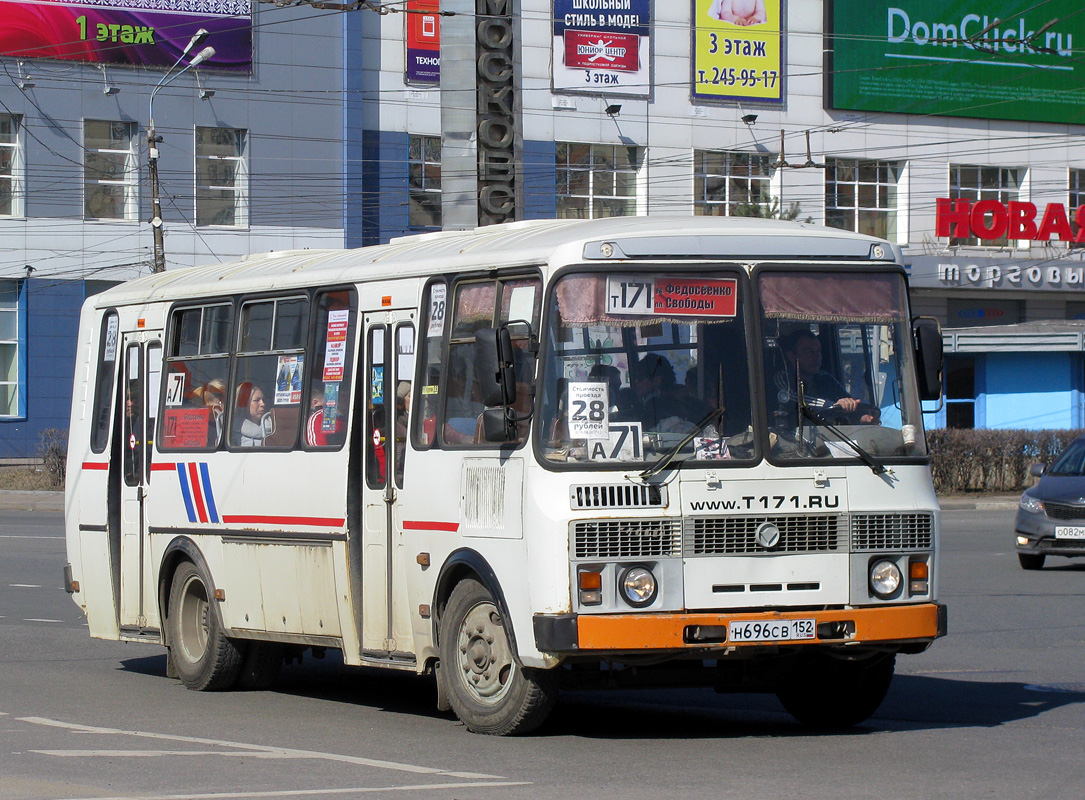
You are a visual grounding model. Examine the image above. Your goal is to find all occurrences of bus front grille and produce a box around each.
[570,483,667,510]
[685,514,844,555]
[572,519,682,558]
[851,512,934,550]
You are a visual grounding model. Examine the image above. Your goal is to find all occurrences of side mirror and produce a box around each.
[1030,462,1046,478]
[912,316,943,402]
[481,407,515,442]
[474,328,516,407]
[260,411,276,438]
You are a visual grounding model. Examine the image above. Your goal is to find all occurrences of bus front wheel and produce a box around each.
[439,579,556,735]
[776,650,895,728]
[167,561,243,691]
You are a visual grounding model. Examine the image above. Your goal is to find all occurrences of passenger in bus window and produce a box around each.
[306,381,346,447]
[233,383,270,447]
[617,354,688,430]
[394,381,410,482]
[124,379,142,479]
[443,355,483,444]
[193,378,226,446]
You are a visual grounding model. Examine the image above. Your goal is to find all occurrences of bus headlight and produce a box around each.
[869,559,902,599]
[619,566,657,608]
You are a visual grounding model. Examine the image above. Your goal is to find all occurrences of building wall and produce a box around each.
[984,353,1079,430]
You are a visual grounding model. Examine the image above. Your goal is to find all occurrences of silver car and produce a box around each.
[1015,435,1085,570]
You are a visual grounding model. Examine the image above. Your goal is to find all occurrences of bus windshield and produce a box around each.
[758,269,927,461]
[539,269,755,466]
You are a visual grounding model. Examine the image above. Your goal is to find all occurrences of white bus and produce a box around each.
[65,217,946,735]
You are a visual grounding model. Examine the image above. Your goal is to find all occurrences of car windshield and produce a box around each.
[1049,439,1085,476]
[758,270,927,461]
[537,269,754,466]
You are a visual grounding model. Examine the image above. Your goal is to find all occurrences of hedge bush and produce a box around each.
[927,428,1085,494]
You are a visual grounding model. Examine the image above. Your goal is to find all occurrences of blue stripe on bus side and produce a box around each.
[175,463,197,523]
[199,462,219,524]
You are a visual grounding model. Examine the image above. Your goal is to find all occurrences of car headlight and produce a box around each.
[1020,494,1045,514]
[869,559,902,599]
[618,566,657,608]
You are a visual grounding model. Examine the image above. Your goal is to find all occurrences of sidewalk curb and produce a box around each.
[0,490,64,512]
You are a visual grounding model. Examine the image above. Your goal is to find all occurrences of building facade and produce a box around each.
[0,2,345,457]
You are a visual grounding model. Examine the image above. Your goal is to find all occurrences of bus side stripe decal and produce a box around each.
[82,462,109,471]
[221,515,345,528]
[403,520,460,532]
[199,463,219,524]
[175,463,198,523]
[187,462,208,523]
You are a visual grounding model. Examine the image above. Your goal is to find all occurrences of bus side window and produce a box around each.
[413,280,445,449]
[90,311,119,453]
[231,296,309,449]
[305,289,355,449]
[160,304,232,451]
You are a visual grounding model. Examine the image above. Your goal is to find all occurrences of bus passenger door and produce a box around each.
[360,311,415,656]
[117,334,162,631]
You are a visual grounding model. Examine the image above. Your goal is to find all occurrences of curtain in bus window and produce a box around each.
[759,272,904,323]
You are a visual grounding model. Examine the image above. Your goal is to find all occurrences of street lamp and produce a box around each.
[147,30,215,273]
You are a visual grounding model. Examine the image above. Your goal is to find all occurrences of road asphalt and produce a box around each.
[0,490,1020,514]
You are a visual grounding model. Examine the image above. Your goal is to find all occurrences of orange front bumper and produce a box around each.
[574,603,945,652]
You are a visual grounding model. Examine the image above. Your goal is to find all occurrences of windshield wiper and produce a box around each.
[638,405,726,480]
[799,404,890,476]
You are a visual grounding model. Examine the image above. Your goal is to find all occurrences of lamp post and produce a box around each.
[147,30,214,273]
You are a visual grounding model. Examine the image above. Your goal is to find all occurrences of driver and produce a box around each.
[774,330,877,424]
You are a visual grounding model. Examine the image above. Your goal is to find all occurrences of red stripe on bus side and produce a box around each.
[150,463,175,472]
[187,462,208,524]
[82,462,109,470]
[403,520,460,532]
[220,515,345,528]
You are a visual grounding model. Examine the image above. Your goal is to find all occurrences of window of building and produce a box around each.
[557,142,638,219]
[944,355,976,429]
[0,280,22,418]
[408,134,441,229]
[948,164,1022,247]
[0,115,23,217]
[1070,168,1085,246]
[694,150,773,216]
[825,158,901,240]
[196,127,247,227]
[84,120,138,220]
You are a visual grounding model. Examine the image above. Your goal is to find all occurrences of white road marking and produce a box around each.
[23,619,63,623]
[0,534,64,539]
[57,781,532,800]
[20,717,508,780]
[10,583,42,588]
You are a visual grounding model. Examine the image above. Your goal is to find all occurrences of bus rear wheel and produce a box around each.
[439,579,556,735]
[776,650,895,728]
[167,561,243,691]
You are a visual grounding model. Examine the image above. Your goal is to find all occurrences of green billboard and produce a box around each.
[828,0,1085,125]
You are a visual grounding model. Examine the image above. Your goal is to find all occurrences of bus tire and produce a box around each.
[167,561,243,691]
[236,642,284,690]
[439,578,556,735]
[776,651,895,728]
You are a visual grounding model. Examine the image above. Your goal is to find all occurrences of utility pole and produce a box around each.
[147,30,214,273]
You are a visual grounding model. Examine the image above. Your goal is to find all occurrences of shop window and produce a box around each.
[0,114,23,217]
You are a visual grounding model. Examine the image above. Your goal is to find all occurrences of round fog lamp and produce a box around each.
[619,566,657,608]
[870,559,902,598]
